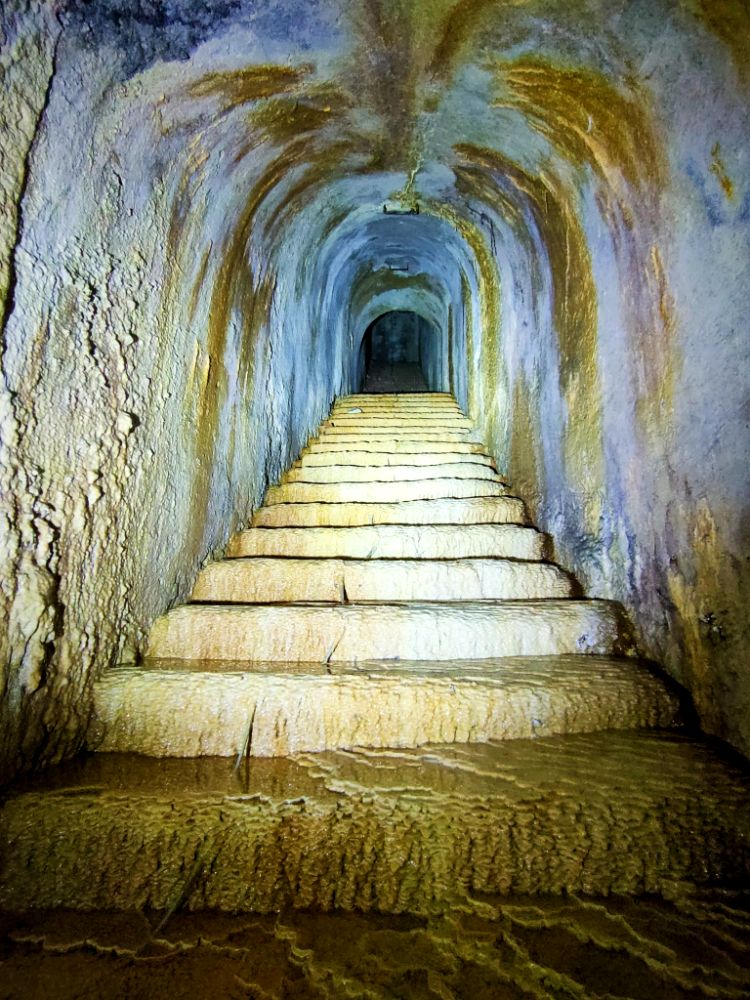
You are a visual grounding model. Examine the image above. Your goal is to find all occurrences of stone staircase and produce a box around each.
[88,391,679,758]
[3,393,750,936]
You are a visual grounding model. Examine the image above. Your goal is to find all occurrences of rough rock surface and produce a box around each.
[3,891,750,1000]
[1,0,749,782]
[2,732,749,912]
[90,656,680,757]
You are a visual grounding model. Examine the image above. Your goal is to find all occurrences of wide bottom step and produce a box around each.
[89,655,681,757]
[2,732,749,912]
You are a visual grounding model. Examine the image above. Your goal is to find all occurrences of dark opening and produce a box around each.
[360,311,438,393]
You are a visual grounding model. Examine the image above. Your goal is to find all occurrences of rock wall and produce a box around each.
[0,0,748,780]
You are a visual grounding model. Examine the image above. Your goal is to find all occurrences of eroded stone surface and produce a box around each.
[1,0,748,782]
[299,449,496,467]
[147,600,631,662]
[250,497,528,527]
[3,891,750,1000]
[2,733,749,912]
[304,439,487,455]
[89,656,680,757]
[191,556,571,603]
[233,523,542,558]
[265,477,509,504]
[283,461,502,483]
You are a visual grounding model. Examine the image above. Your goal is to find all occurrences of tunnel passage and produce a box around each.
[360,311,440,392]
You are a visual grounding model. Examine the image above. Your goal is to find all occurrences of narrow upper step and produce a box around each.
[283,462,503,484]
[229,522,543,558]
[324,416,473,428]
[192,556,572,603]
[249,496,528,527]
[301,436,494,465]
[264,478,508,504]
[316,428,478,440]
[147,599,631,662]
[303,439,487,455]
[298,450,496,467]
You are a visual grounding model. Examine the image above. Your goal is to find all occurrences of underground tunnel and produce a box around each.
[0,0,749,995]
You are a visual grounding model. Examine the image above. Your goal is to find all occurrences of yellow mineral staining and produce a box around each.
[634,245,678,433]
[666,499,739,738]
[428,199,502,429]
[490,57,681,449]
[186,63,312,112]
[5,734,750,914]
[495,57,665,193]
[687,0,750,84]
[180,134,313,555]
[508,375,542,519]
[248,86,350,145]
[428,0,527,82]
[347,0,424,172]
[187,245,211,323]
[264,138,371,247]
[709,141,735,199]
[454,145,603,529]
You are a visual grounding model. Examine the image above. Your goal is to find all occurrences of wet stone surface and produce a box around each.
[1,887,750,999]
[1,732,749,914]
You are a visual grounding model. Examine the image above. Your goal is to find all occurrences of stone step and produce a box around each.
[334,394,459,404]
[191,557,571,603]
[323,420,473,433]
[264,478,508,505]
[230,522,541,558]
[249,496,528,527]
[315,429,478,442]
[303,439,487,455]
[3,732,748,912]
[344,392,458,406]
[146,600,630,662]
[89,656,681,758]
[331,404,463,415]
[325,415,472,427]
[283,462,503,484]
[299,450,496,467]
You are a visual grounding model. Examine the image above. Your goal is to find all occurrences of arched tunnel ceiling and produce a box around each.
[119,0,677,335]
[108,0,746,432]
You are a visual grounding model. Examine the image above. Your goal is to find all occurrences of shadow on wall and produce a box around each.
[360,311,442,392]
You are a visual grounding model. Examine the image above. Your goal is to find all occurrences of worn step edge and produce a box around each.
[316,428,477,439]
[283,463,504,484]
[265,479,509,505]
[191,557,572,603]
[88,656,681,757]
[303,441,487,455]
[230,522,542,558]
[146,600,633,662]
[298,452,495,468]
[325,418,473,428]
[249,497,529,528]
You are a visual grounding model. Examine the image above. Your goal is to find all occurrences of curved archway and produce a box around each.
[359,310,443,393]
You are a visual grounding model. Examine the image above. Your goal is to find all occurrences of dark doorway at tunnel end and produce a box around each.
[359,311,439,393]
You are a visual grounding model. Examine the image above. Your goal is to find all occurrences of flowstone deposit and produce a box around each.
[2,732,749,913]
[3,891,750,1000]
